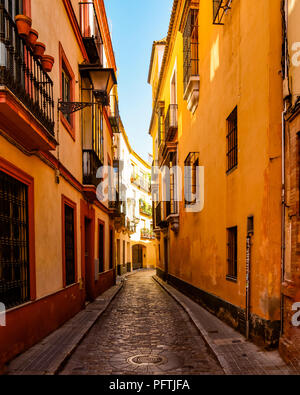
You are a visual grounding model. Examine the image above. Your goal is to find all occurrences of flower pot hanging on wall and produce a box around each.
[41,55,54,73]
[27,28,39,48]
[34,42,46,59]
[15,15,32,38]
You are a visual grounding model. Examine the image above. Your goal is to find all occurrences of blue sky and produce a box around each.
[104,0,173,162]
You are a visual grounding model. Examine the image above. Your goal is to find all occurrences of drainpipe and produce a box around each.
[280,0,289,337]
[281,102,287,336]
[245,233,252,340]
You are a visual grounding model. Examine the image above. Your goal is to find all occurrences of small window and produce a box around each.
[109,228,113,270]
[62,66,72,124]
[99,223,104,273]
[227,226,238,281]
[183,9,199,92]
[184,152,199,206]
[0,170,30,309]
[64,204,76,286]
[226,107,238,173]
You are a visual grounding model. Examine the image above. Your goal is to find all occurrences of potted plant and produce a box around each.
[41,55,54,73]
[15,15,32,38]
[27,28,38,48]
[34,42,46,59]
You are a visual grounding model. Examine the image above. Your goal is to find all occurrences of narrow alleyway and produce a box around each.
[60,270,224,375]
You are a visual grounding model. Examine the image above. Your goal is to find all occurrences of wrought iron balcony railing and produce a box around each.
[107,94,119,133]
[139,200,152,217]
[79,1,103,64]
[83,149,103,186]
[165,104,178,142]
[0,5,54,135]
[141,228,155,240]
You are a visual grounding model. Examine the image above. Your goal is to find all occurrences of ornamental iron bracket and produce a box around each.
[58,101,93,115]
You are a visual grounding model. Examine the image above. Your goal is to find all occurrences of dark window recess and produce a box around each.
[227,226,238,280]
[64,205,75,286]
[123,240,125,266]
[99,223,104,273]
[184,152,199,206]
[247,216,254,235]
[183,8,199,93]
[0,0,23,18]
[0,171,30,309]
[166,152,178,217]
[109,229,113,270]
[226,106,238,173]
[62,67,71,124]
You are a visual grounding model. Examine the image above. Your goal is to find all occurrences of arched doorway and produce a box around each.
[132,245,143,270]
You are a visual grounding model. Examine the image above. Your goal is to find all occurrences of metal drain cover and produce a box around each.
[127,355,167,366]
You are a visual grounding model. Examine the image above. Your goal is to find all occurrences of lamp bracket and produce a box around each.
[58,101,93,115]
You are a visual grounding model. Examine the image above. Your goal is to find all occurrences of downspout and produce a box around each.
[245,232,252,340]
[280,0,289,336]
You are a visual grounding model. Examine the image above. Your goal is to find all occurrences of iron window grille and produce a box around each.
[166,152,178,217]
[62,67,71,124]
[227,226,237,280]
[183,8,199,93]
[213,0,232,25]
[0,171,30,309]
[99,223,104,273]
[64,204,76,286]
[158,105,165,150]
[184,152,199,206]
[226,106,238,173]
[109,228,113,270]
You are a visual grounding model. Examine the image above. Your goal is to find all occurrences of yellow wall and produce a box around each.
[150,0,283,322]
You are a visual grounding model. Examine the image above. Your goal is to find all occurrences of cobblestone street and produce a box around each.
[60,270,224,375]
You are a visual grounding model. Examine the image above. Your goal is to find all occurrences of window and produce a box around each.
[0,171,30,308]
[0,0,23,18]
[94,105,104,164]
[226,107,238,173]
[183,9,199,93]
[123,241,125,266]
[227,226,237,280]
[64,203,76,286]
[109,228,113,270]
[60,43,75,138]
[62,67,71,124]
[99,222,104,273]
[184,152,199,206]
[158,105,165,149]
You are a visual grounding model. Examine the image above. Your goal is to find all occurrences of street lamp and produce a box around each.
[58,65,117,115]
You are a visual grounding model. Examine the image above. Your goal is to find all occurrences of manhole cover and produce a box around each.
[127,355,167,366]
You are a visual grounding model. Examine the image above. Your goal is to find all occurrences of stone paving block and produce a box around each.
[153,275,300,375]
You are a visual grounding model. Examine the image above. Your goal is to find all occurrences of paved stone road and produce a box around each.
[60,270,224,375]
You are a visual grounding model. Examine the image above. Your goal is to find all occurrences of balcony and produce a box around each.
[132,175,151,193]
[141,228,155,240]
[155,202,168,229]
[139,199,152,217]
[107,95,120,133]
[83,149,103,186]
[0,6,56,151]
[165,104,178,142]
[80,1,103,64]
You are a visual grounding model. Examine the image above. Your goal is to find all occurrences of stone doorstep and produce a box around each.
[152,275,298,375]
[6,283,123,376]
